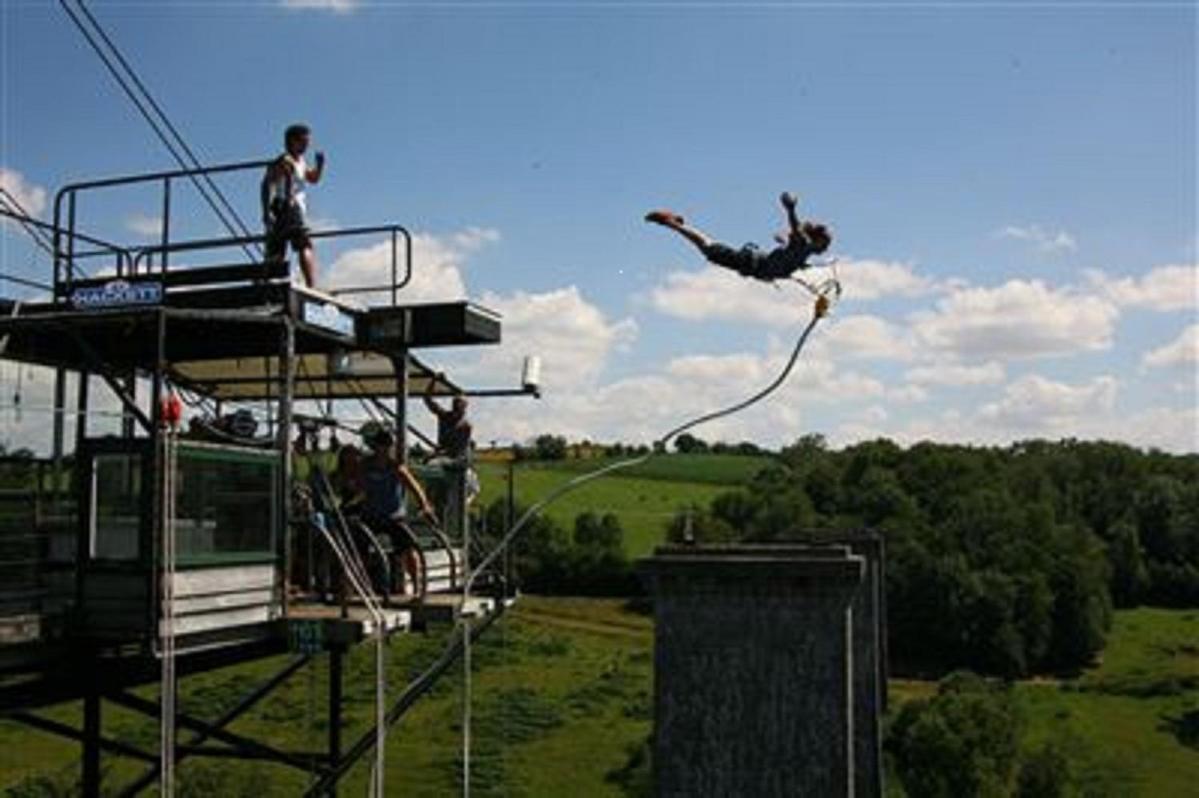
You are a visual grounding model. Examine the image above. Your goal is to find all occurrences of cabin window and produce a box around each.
[90,454,142,560]
[173,446,277,564]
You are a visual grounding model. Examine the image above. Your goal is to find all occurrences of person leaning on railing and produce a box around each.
[423,372,473,461]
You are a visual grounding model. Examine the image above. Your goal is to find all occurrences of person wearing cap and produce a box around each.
[645,192,832,282]
[357,421,438,597]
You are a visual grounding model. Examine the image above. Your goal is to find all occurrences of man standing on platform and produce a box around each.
[262,123,325,287]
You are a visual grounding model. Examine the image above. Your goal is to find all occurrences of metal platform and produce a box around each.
[0,157,526,797]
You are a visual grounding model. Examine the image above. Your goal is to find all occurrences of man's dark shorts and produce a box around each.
[703,242,765,278]
[703,241,807,281]
[265,201,312,260]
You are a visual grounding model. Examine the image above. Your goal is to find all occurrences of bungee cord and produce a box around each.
[464,287,833,596]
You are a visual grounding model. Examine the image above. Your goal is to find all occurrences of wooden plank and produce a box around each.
[171,589,277,616]
[171,564,277,596]
[163,606,274,637]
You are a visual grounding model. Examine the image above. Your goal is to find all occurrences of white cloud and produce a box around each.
[905,361,1006,387]
[887,384,929,404]
[1087,264,1198,312]
[911,279,1119,359]
[466,286,638,388]
[125,213,163,239]
[279,0,359,12]
[459,334,886,447]
[979,374,1118,430]
[1143,324,1199,369]
[835,258,939,299]
[667,352,767,384]
[0,168,47,218]
[996,224,1078,254]
[647,257,935,327]
[325,227,500,304]
[0,366,131,456]
[1119,405,1199,453]
[818,314,915,361]
[450,227,501,251]
[862,404,889,424]
[647,267,809,326]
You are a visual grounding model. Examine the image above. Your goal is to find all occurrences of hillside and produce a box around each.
[475,453,772,557]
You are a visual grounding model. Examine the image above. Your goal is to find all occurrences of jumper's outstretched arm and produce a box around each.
[780,192,801,238]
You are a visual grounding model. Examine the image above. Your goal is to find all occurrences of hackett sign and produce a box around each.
[70,279,163,309]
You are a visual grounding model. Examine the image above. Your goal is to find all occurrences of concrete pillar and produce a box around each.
[640,545,864,797]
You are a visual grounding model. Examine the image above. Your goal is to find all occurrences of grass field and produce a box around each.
[0,598,655,797]
[3,603,1195,796]
[1012,608,1199,796]
[475,454,770,558]
[501,454,775,486]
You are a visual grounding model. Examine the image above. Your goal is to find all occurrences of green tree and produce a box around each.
[887,672,1023,798]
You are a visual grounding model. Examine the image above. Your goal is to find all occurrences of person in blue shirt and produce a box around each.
[356,421,438,597]
[645,192,832,282]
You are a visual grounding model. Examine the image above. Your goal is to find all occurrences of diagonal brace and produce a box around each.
[10,711,157,764]
[105,689,320,775]
[59,322,154,432]
[115,655,311,797]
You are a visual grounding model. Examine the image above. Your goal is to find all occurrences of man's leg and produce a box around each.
[298,244,318,288]
[645,210,715,255]
[402,548,422,596]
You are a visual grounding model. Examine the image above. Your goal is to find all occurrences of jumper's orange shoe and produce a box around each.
[645,210,685,227]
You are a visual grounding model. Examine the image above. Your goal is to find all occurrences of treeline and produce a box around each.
[478,500,638,595]
[671,436,1199,676]
[506,433,765,462]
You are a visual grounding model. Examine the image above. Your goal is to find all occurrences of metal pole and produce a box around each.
[328,646,343,798]
[394,351,408,465]
[75,372,90,454]
[506,460,515,535]
[122,372,137,439]
[83,682,101,798]
[68,192,77,287]
[278,320,295,607]
[52,368,66,499]
[160,178,171,274]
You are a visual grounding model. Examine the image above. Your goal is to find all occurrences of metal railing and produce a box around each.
[129,224,413,306]
[53,159,269,290]
[51,159,413,305]
[0,207,132,290]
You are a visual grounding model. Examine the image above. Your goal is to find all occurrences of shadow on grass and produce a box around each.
[1158,708,1199,750]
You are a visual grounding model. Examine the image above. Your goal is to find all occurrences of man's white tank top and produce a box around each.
[269,155,307,214]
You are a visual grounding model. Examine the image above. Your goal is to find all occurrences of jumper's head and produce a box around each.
[452,395,468,418]
[802,222,832,254]
[284,123,311,157]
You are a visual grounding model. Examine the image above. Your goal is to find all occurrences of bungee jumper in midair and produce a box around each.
[645,192,832,282]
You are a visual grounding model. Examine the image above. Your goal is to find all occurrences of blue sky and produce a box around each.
[1,0,1195,452]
